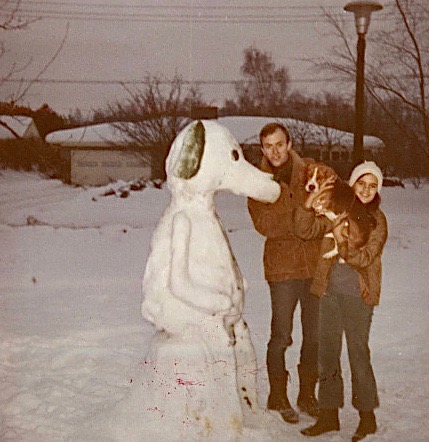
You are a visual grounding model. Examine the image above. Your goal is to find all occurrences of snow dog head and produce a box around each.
[166,119,280,202]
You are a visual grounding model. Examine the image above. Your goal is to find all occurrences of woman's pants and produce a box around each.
[318,290,379,411]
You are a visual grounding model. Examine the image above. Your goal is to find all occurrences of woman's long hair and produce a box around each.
[365,193,381,213]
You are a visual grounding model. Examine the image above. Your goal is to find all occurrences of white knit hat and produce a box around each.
[349,161,383,193]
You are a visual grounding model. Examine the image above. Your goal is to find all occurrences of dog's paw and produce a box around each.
[323,249,339,259]
[323,232,339,259]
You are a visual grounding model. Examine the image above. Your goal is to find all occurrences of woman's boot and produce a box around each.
[300,408,340,436]
[352,411,377,441]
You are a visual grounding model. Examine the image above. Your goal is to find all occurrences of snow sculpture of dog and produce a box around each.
[137,120,281,440]
[69,121,284,442]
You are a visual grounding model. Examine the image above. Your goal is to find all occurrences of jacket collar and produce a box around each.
[260,149,305,188]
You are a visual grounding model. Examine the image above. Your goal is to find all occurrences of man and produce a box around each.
[247,122,321,424]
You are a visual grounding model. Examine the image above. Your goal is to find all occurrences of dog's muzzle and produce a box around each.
[305,167,319,193]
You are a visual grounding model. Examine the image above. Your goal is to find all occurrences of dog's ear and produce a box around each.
[172,120,205,179]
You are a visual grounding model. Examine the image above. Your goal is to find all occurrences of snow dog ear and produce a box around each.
[172,120,205,179]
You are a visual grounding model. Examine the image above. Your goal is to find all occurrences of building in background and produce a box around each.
[46,123,152,186]
[46,115,384,186]
[0,115,41,140]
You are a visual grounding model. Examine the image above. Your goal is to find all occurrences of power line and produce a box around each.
[6,2,395,24]
[4,11,394,24]
[3,77,353,85]
[6,74,418,87]
[5,7,331,19]
[6,8,337,19]
[20,1,377,12]
[11,16,334,25]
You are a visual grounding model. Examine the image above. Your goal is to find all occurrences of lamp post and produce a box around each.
[344,1,383,165]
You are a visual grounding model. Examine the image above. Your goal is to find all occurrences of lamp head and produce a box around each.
[344,1,383,35]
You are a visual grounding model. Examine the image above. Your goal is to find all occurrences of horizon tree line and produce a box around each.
[1,0,427,184]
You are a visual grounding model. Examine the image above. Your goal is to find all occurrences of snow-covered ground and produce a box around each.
[0,170,428,441]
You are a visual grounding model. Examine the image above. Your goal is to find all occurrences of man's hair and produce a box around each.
[259,122,291,145]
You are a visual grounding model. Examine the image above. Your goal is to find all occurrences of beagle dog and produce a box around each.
[304,162,376,259]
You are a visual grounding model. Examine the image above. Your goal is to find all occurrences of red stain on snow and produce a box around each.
[206,359,227,367]
[147,406,164,418]
[176,377,205,387]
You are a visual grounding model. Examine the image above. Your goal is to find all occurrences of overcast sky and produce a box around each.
[2,0,391,116]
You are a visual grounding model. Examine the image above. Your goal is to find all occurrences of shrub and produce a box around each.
[0,139,68,179]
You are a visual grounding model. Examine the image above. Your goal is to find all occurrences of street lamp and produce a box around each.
[344,1,383,165]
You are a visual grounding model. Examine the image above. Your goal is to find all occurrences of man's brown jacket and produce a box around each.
[248,150,321,282]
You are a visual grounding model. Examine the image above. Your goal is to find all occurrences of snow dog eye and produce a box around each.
[231,149,240,161]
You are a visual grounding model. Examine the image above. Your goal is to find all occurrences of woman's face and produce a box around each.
[353,173,379,204]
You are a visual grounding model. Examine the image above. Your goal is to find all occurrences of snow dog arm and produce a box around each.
[170,211,232,315]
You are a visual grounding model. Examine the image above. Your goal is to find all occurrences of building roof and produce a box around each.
[45,122,136,147]
[45,116,384,150]
[46,117,192,147]
[218,116,384,149]
[0,115,39,140]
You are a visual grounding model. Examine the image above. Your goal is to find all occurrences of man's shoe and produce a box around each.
[301,408,340,436]
[352,411,377,441]
[267,396,299,424]
[297,364,319,417]
[297,392,319,418]
[279,406,299,424]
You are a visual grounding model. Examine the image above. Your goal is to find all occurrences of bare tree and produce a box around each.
[1,1,69,107]
[316,125,347,157]
[313,92,353,132]
[368,1,429,156]
[103,74,207,180]
[288,119,314,153]
[0,0,33,30]
[1,1,36,94]
[315,0,429,172]
[233,45,290,116]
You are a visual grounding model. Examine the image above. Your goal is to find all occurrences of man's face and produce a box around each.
[261,128,291,168]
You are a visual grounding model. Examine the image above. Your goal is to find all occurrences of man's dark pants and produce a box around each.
[267,278,319,399]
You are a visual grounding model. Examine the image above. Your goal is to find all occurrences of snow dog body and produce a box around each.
[140,120,281,439]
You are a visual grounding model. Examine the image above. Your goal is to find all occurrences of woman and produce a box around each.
[293,161,388,441]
